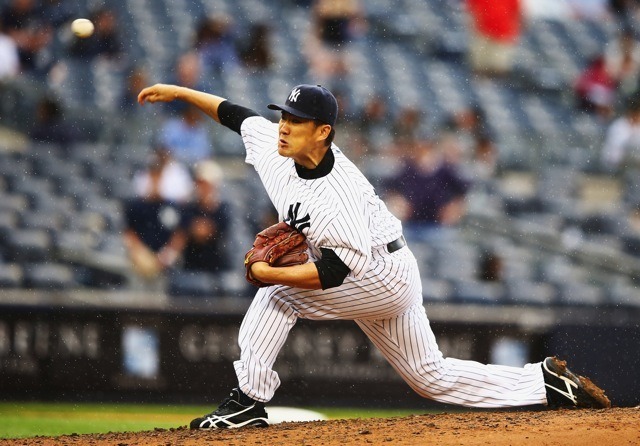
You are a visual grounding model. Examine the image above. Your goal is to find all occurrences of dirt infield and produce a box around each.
[4,407,638,446]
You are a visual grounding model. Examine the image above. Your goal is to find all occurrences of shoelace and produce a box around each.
[212,396,237,414]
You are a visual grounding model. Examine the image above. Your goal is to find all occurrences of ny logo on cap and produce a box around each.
[288,88,301,103]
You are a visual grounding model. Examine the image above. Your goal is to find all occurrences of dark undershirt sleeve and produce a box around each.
[217,100,259,134]
[315,248,351,290]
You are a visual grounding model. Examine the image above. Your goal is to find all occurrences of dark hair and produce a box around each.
[325,127,336,147]
[38,97,62,120]
[478,252,503,282]
[315,120,335,147]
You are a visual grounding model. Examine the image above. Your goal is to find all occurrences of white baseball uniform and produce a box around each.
[229,112,547,407]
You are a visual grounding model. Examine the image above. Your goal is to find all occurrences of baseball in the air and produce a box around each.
[71,18,94,38]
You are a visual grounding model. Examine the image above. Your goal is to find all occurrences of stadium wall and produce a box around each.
[0,291,637,408]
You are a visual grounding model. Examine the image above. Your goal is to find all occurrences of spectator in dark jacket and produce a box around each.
[384,137,471,244]
[159,160,232,274]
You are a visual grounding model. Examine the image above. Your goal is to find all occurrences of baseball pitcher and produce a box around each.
[137,83,610,429]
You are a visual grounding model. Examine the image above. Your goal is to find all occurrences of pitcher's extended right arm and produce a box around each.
[138,84,226,123]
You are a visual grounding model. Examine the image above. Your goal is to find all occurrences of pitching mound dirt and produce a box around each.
[4,407,638,445]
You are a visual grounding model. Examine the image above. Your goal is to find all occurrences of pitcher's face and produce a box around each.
[277,112,328,163]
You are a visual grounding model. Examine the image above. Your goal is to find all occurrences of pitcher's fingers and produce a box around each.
[137,87,153,104]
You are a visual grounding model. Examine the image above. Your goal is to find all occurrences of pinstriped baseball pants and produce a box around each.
[234,247,547,407]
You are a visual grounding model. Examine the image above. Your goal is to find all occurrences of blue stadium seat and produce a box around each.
[54,230,94,257]
[19,210,66,232]
[0,192,29,215]
[8,177,53,209]
[4,229,53,263]
[421,278,452,303]
[537,256,587,286]
[608,282,640,308]
[500,258,534,282]
[23,263,76,290]
[505,280,557,306]
[450,279,505,304]
[579,212,624,237]
[0,263,23,288]
[0,211,19,243]
[95,233,127,257]
[558,282,605,306]
[621,232,640,258]
[168,270,220,298]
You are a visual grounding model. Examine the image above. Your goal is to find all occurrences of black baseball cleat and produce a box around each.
[190,388,269,429]
[542,357,611,409]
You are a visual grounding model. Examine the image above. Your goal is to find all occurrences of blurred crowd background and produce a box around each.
[1,0,640,310]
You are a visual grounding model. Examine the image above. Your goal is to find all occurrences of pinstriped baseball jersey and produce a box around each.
[242,115,403,279]
[233,112,548,408]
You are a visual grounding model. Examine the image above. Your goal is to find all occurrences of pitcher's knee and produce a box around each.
[404,361,455,400]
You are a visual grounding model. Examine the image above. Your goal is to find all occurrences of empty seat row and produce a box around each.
[0,262,77,290]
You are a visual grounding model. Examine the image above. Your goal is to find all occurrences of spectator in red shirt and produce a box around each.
[466,0,523,78]
[574,55,617,121]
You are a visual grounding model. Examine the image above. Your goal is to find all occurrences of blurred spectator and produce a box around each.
[29,96,80,146]
[601,94,640,171]
[577,29,640,120]
[239,23,274,72]
[565,0,610,19]
[465,0,523,78]
[383,137,471,244]
[68,7,122,61]
[391,106,429,149]
[193,14,240,75]
[440,104,489,155]
[160,160,232,273]
[164,52,208,114]
[121,65,150,113]
[304,0,366,82]
[438,131,467,166]
[574,55,617,120]
[0,22,20,80]
[328,88,369,164]
[478,250,504,282]
[159,103,213,166]
[466,134,500,182]
[626,203,640,232]
[123,195,182,283]
[604,28,640,99]
[355,94,393,152]
[132,146,194,203]
[115,65,157,145]
[371,107,430,177]
[124,148,193,282]
[40,0,77,28]
[1,0,54,74]
[174,51,206,89]
[608,0,640,33]
[443,104,487,136]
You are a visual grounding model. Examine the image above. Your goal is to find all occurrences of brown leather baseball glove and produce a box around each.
[244,221,309,287]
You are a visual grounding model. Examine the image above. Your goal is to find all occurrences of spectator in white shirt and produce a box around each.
[132,146,194,203]
[601,96,640,171]
[0,23,19,79]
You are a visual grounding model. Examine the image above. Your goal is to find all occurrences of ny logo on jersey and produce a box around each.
[288,88,301,103]
[285,202,310,232]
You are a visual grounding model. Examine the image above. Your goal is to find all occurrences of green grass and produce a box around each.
[0,402,421,439]
[315,407,417,420]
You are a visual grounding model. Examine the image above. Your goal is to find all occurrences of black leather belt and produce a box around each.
[387,235,406,253]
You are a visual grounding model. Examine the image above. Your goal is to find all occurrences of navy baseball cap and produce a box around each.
[268,84,338,126]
